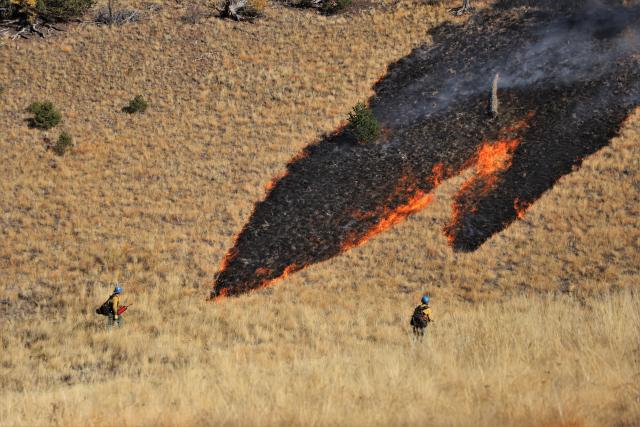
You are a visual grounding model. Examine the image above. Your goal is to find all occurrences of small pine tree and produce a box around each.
[53,131,73,155]
[348,102,380,144]
[122,95,148,114]
[26,101,62,130]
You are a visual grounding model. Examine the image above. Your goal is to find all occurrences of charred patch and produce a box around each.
[212,3,640,298]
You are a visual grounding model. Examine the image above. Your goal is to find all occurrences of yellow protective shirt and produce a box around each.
[109,294,120,318]
[419,304,432,322]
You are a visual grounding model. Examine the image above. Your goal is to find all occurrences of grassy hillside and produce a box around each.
[1,0,639,425]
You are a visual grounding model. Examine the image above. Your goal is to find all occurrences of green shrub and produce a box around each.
[0,84,5,97]
[27,101,62,130]
[122,95,148,114]
[348,102,380,144]
[37,0,95,20]
[53,131,73,155]
[0,0,24,20]
[320,0,351,14]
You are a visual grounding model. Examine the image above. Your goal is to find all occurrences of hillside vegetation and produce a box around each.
[1,0,639,425]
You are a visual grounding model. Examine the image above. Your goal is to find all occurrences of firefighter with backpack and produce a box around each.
[410,295,433,339]
[96,285,128,327]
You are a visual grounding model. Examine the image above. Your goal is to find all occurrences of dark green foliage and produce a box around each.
[348,102,380,144]
[27,101,62,130]
[36,0,95,21]
[0,0,94,21]
[122,95,149,114]
[320,0,351,14]
[53,131,73,155]
[0,1,18,20]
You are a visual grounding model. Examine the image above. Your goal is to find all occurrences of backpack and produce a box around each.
[96,295,114,316]
[410,305,429,328]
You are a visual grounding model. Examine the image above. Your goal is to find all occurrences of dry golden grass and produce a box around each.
[1,0,639,425]
[2,289,640,427]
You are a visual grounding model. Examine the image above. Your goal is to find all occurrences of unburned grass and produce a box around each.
[1,289,639,426]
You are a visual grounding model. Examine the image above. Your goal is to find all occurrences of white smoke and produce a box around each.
[377,4,640,127]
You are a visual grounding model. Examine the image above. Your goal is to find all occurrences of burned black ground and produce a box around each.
[212,2,640,297]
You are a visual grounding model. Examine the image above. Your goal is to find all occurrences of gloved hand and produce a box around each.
[114,315,119,321]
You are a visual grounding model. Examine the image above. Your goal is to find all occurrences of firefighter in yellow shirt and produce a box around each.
[107,285,123,326]
[410,295,432,339]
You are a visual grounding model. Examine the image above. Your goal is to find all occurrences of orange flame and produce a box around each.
[218,247,238,273]
[265,171,286,193]
[431,162,448,186]
[446,113,535,244]
[514,197,530,219]
[342,189,434,251]
[255,263,302,291]
[213,263,303,301]
[335,163,453,253]
[476,138,520,179]
[211,286,229,302]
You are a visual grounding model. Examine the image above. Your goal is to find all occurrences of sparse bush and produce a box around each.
[122,95,148,114]
[26,101,62,130]
[53,131,73,155]
[94,6,141,25]
[320,0,351,14]
[0,84,5,97]
[348,102,380,144]
[220,0,265,21]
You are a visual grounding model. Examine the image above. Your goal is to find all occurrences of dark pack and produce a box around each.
[96,299,113,316]
[410,306,428,328]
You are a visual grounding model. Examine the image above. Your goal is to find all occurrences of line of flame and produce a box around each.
[341,190,435,251]
[445,113,535,244]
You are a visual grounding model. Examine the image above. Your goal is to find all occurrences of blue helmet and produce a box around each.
[113,285,123,294]
[421,295,430,304]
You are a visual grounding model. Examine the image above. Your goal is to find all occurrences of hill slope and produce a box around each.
[1,0,639,425]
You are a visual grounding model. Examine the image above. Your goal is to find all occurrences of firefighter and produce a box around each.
[410,295,432,339]
[97,285,123,327]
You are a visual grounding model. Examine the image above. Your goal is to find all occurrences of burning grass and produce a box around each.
[212,3,640,297]
[445,112,533,246]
